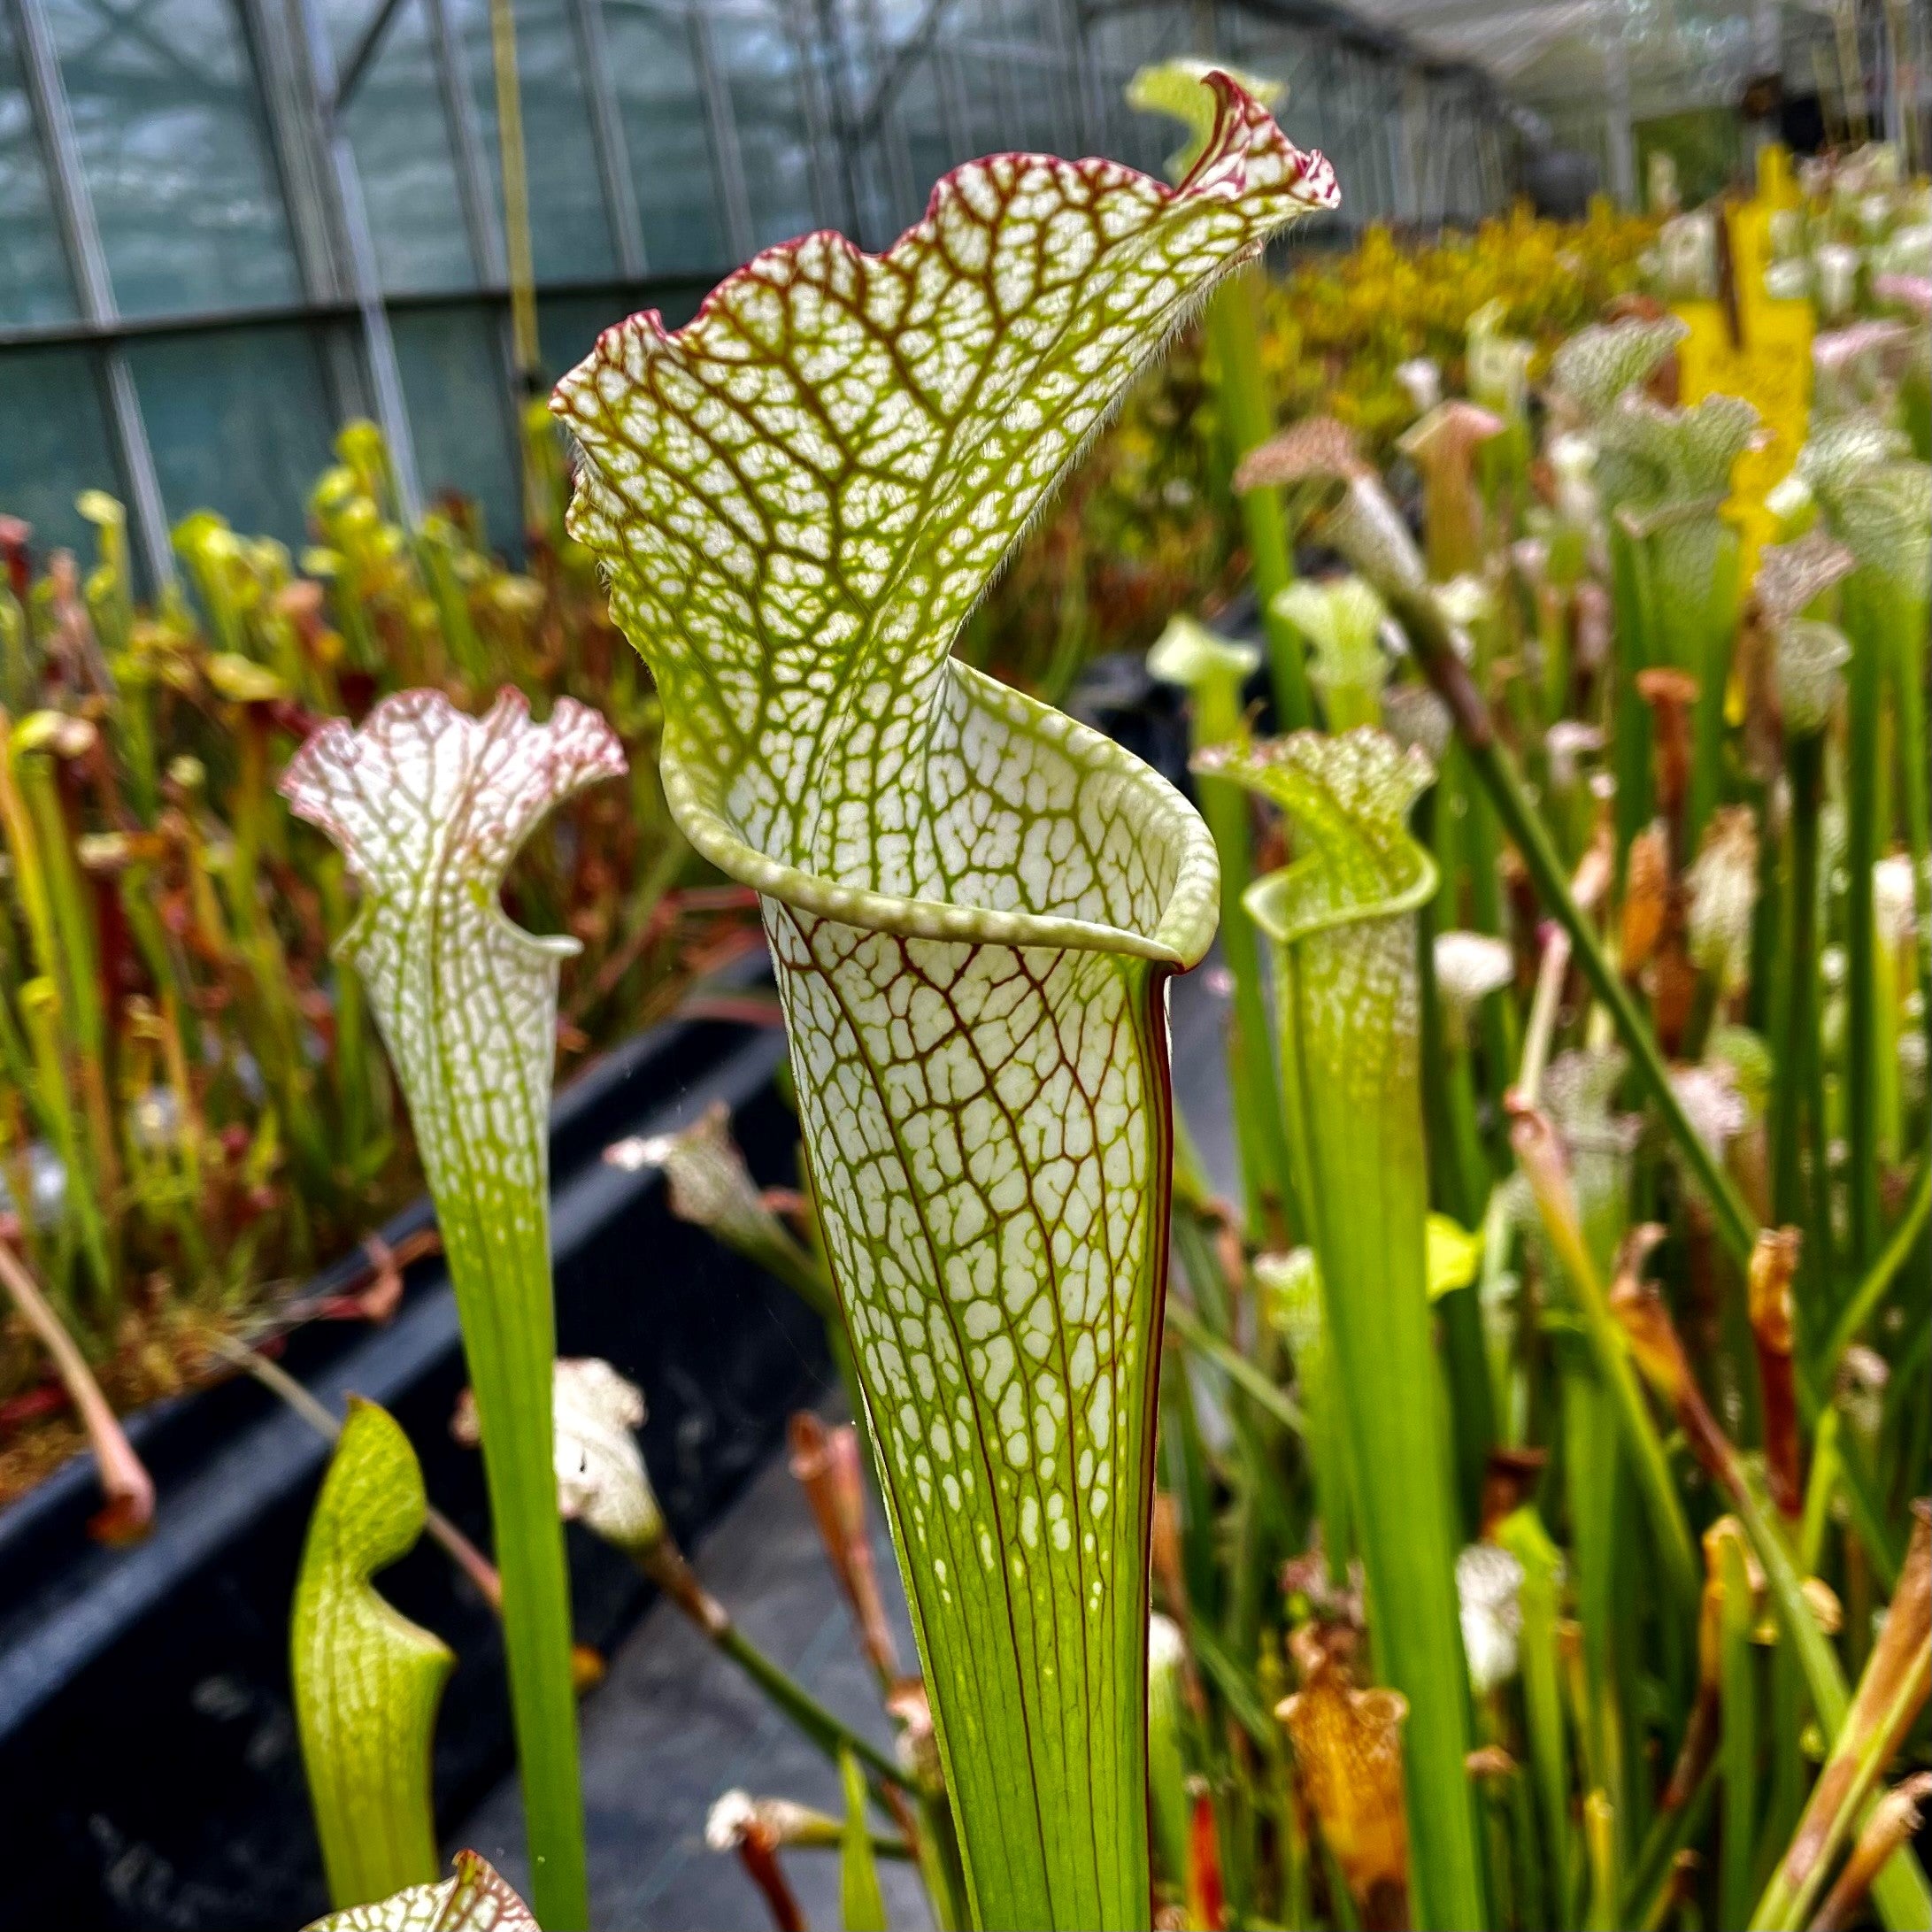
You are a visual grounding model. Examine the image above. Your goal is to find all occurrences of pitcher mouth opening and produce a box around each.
[660,681,1220,969]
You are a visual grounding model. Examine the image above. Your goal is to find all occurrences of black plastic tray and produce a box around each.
[0,957,820,1931]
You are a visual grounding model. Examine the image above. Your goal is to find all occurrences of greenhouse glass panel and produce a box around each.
[959,47,1026,163]
[42,0,297,317]
[602,0,727,274]
[390,304,518,551]
[537,283,701,380]
[891,58,952,217]
[337,0,478,295]
[1000,47,1066,156]
[0,345,119,555]
[935,42,991,160]
[716,8,818,250]
[0,15,75,326]
[127,324,337,548]
[453,0,615,282]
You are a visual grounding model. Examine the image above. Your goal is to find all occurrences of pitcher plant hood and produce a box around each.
[553,71,1337,970]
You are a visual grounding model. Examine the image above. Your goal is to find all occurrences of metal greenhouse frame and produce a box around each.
[0,0,1575,575]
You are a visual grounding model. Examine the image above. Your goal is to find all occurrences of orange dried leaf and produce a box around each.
[1279,1636,1411,1927]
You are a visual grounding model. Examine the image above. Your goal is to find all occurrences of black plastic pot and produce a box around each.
[0,958,823,1932]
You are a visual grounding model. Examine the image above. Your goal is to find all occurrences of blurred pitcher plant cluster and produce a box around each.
[0,412,757,1508]
[0,52,1928,1932]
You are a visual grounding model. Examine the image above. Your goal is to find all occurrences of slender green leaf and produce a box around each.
[1166,1298,1305,1434]
[1715,1524,1759,1932]
[1497,1507,1574,1920]
[841,1748,891,1932]
[1258,1246,1353,1588]
[556,73,1335,1932]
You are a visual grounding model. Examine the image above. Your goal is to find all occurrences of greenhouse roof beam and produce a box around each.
[1079,0,1511,94]
[331,0,412,115]
[855,0,958,134]
[58,0,228,107]
[689,4,756,271]
[566,0,646,279]
[4,0,173,588]
[787,0,864,238]
[292,0,425,520]
[1370,0,1613,34]
[235,0,350,306]
[420,0,506,286]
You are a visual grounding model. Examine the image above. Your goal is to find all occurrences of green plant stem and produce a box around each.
[1771,731,1826,1279]
[16,750,122,1222]
[1205,272,1312,733]
[1820,1158,1932,1384]
[1147,1641,1191,1905]
[1515,1116,1702,1615]
[1583,1789,1617,1932]
[1417,794,1459,1220]
[753,1630,907,1790]
[1458,759,1519,1091]
[0,731,67,988]
[1767,1635,1808,1884]
[1682,532,1740,847]
[443,1193,587,1927]
[1170,1211,1291,1669]
[1894,597,1932,1031]
[19,978,112,1310]
[914,1790,970,1932]
[1259,1251,1354,1589]
[1438,1282,1494,1541]
[1250,848,1488,1924]
[1717,1530,1759,1932]
[1607,523,1658,872]
[1843,573,1885,1273]
[1391,582,1763,1266]
[1726,1462,1929,1932]
[1443,1037,1492,1229]
[839,1749,890,1932]
[1748,1623,1932,1930]
[1189,668,1297,1245]
[1623,1759,1717,1930]
[1503,1731,1546,1932]
[1801,1409,1842,1575]
[225,726,333,1204]
[1164,1300,1305,1436]
[1185,1617,1274,1751]
[1564,1350,1628,1914]
[1498,1507,1574,1919]
[1160,1346,1221,1628]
